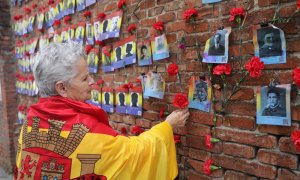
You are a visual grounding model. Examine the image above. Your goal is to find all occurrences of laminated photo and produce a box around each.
[86,84,102,108]
[123,36,137,65]
[86,0,96,7]
[137,40,152,66]
[87,48,99,74]
[27,14,35,33]
[86,22,95,45]
[202,0,222,3]
[256,84,291,126]
[253,24,286,64]
[112,41,125,70]
[102,87,114,113]
[203,27,231,63]
[94,21,101,41]
[151,34,170,61]
[99,11,123,41]
[37,12,44,31]
[76,0,86,12]
[115,86,129,114]
[75,22,85,45]
[188,76,211,112]
[127,86,143,116]
[144,72,165,99]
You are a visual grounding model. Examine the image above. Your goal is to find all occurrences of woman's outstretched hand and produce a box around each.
[165,108,189,129]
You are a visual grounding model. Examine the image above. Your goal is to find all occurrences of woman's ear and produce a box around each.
[55,81,68,97]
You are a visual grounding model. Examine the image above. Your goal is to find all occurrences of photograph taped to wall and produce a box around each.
[256,84,291,126]
[86,85,102,108]
[137,40,152,66]
[151,34,170,61]
[87,48,99,73]
[94,21,101,41]
[127,86,143,116]
[188,76,211,112]
[27,14,35,33]
[203,27,231,63]
[253,24,286,64]
[37,12,44,30]
[99,10,123,41]
[86,0,96,7]
[75,23,85,45]
[115,87,128,114]
[86,23,94,45]
[102,87,114,113]
[123,36,137,65]
[144,72,165,99]
[76,0,86,11]
[112,40,125,69]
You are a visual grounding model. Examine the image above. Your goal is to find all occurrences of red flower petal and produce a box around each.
[173,93,189,109]
[167,63,179,76]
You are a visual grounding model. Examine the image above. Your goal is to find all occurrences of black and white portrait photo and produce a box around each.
[257,27,282,58]
[208,33,225,56]
[261,87,286,117]
[256,84,291,126]
[193,80,208,103]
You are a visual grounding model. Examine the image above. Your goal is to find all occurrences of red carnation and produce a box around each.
[38,29,44,33]
[167,63,178,76]
[213,64,232,76]
[25,52,30,56]
[97,13,106,20]
[245,56,264,78]
[118,0,126,10]
[24,7,31,14]
[22,34,29,38]
[83,11,92,18]
[53,20,61,27]
[174,135,181,144]
[95,40,105,47]
[14,15,20,21]
[205,134,220,149]
[136,78,141,84]
[32,4,38,9]
[28,75,34,81]
[127,24,137,34]
[298,0,300,9]
[173,93,189,109]
[103,49,110,57]
[121,127,127,135]
[159,107,165,118]
[204,159,214,175]
[153,21,164,32]
[63,16,72,24]
[48,0,55,5]
[97,79,104,85]
[291,130,300,151]
[183,8,198,22]
[131,125,142,135]
[229,7,246,24]
[38,6,44,12]
[15,73,21,78]
[85,45,93,54]
[293,67,300,86]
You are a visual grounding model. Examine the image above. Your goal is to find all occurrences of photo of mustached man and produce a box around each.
[257,28,282,58]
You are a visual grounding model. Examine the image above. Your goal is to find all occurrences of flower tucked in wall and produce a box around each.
[167,63,179,76]
[85,45,93,54]
[174,135,181,144]
[48,0,55,5]
[136,78,141,84]
[293,67,300,86]
[127,24,137,34]
[173,93,189,108]
[95,40,105,47]
[31,4,38,9]
[103,48,111,57]
[118,0,126,10]
[123,82,133,90]
[204,159,221,175]
[229,7,246,25]
[53,20,61,27]
[153,21,164,32]
[213,64,232,76]
[183,8,198,22]
[97,79,104,88]
[121,127,127,135]
[24,7,31,14]
[291,130,300,151]
[298,0,300,9]
[131,125,144,136]
[245,56,264,78]
[97,13,106,21]
[205,134,220,149]
[63,16,72,24]
[83,11,92,18]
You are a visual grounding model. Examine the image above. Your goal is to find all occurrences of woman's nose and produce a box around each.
[89,76,95,85]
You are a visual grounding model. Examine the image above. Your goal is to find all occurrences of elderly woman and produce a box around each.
[15,42,189,180]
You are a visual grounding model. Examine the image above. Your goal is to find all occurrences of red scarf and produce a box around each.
[27,96,118,136]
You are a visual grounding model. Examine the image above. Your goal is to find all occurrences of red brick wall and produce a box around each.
[0,0,18,173]
[8,0,300,179]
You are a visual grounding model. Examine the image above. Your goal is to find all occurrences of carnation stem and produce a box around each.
[208,64,217,136]
[177,72,183,93]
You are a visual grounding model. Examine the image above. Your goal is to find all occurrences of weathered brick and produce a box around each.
[223,142,256,159]
[257,149,298,169]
